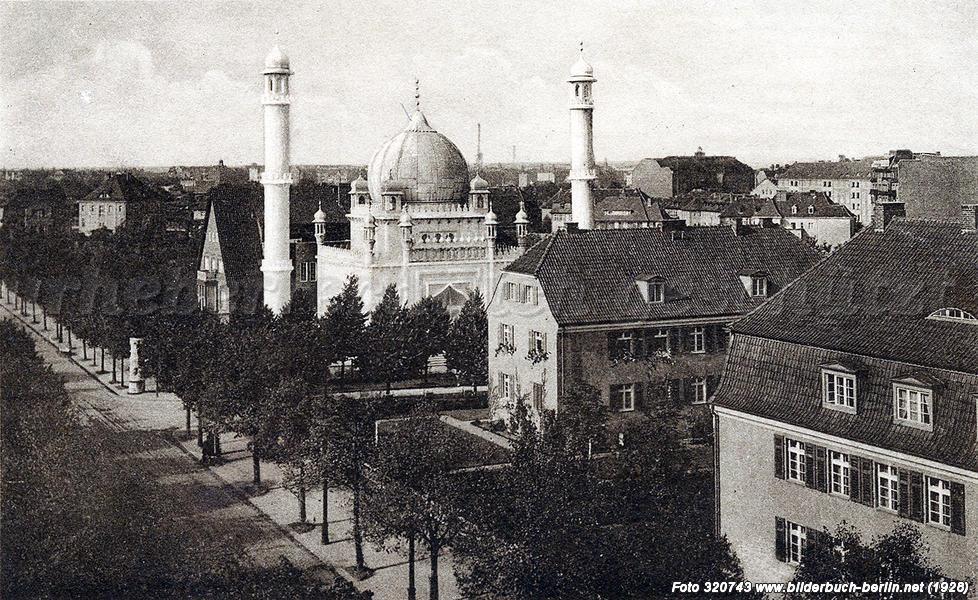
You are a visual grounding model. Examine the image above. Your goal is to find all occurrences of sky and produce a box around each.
[1,0,977,170]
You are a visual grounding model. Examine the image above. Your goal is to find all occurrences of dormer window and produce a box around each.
[927,308,978,324]
[791,205,798,215]
[636,275,665,303]
[821,362,857,414]
[807,205,815,215]
[892,374,936,431]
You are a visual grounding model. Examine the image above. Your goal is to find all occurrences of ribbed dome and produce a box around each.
[367,110,470,204]
[350,174,369,193]
[470,174,489,191]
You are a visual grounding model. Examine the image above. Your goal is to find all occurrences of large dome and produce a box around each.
[367,110,470,204]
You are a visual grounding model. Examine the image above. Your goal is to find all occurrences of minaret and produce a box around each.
[568,43,596,230]
[260,46,293,314]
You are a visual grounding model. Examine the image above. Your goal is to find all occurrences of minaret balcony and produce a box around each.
[261,172,294,185]
[261,93,292,105]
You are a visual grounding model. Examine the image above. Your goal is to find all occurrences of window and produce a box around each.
[650,281,664,303]
[501,373,513,399]
[691,326,705,353]
[894,385,932,428]
[830,451,850,497]
[823,370,856,412]
[788,522,807,565]
[877,464,900,511]
[614,331,635,358]
[791,204,798,215]
[808,205,815,215]
[693,378,707,404]
[611,383,635,412]
[823,181,831,187]
[299,261,316,282]
[927,477,951,528]
[928,307,978,323]
[500,323,514,346]
[751,276,767,297]
[531,330,545,353]
[649,328,670,353]
[787,439,806,484]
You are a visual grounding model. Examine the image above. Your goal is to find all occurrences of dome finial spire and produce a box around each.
[415,78,420,111]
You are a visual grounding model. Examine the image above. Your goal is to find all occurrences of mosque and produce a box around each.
[256,45,598,315]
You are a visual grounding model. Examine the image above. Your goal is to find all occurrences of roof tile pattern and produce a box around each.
[714,334,978,472]
[733,219,978,373]
[506,226,822,326]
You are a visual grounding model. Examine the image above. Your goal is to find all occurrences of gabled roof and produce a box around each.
[199,195,263,282]
[505,226,822,326]
[775,191,854,218]
[732,219,978,373]
[82,172,169,204]
[780,158,878,180]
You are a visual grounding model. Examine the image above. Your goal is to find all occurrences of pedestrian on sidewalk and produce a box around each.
[202,431,215,466]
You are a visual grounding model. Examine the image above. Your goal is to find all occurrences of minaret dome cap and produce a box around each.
[484,209,498,226]
[569,44,595,81]
[263,46,291,74]
[470,174,489,191]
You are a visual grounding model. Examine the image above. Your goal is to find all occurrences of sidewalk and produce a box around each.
[0,294,462,600]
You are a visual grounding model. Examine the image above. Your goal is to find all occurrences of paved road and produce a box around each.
[1,306,339,580]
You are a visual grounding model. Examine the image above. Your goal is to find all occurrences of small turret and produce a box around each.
[515,199,529,241]
[484,204,498,240]
[399,208,413,243]
[313,201,327,245]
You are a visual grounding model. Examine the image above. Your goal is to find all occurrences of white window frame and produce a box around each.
[612,383,635,412]
[823,370,857,413]
[894,384,933,430]
[693,377,707,404]
[877,463,900,512]
[926,477,951,529]
[830,451,850,497]
[502,373,513,399]
[691,326,705,353]
[652,328,670,353]
[788,521,807,565]
[648,281,665,303]
[532,330,545,353]
[751,276,767,297]
[501,324,514,346]
[616,331,635,357]
[786,439,806,484]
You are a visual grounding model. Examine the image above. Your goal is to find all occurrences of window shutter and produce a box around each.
[542,332,548,352]
[775,517,787,562]
[498,372,504,396]
[528,330,534,353]
[815,446,828,493]
[497,323,503,344]
[707,375,720,397]
[860,458,875,507]
[634,382,644,411]
[909,471,925,523]
[670,327,682,353]
[849,455,862,502]
[635,329,646,357]
[804,443,816,489]
[898,469,911,518]
[950,481,966,535]
[607,331,618,360]
[609,386,622,412]
[774,435,785,480]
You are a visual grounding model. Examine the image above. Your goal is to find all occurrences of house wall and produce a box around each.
[632,158,674,199]
[717,410,978,585]
[487,271,559,420]
[778,178,872,225]
[783,216,855,247]
[78,200,127,234]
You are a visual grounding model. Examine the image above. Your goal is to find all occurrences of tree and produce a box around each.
[365,409,475,600]
[321,395,380,573]
[787,523,967,600]
[445,289,488,391]
[356,284,408,392]
[324,275,366,381]
[264,377,320,524]
[403,296,451,382]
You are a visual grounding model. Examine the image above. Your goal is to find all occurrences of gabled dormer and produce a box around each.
[739,269,769,298]
[891,372,941,431]
[636,274,666,304]
[820,360,861,414]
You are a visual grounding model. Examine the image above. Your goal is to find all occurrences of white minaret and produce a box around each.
[568,43,596,230]
[260,46,293,314]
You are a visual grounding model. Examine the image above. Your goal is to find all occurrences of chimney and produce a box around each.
[873,201,905,232]
[961,205,977,233]
[566,222,580,235]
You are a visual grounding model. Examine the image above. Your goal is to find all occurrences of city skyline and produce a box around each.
[2,0,977,170]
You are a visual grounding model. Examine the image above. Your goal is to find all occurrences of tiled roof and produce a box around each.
[505,225,822,326]
[82,173,170,204]
[200,194,263,282]
[780,158,878,180]
[714,334,978,472]
[775,191,854,218]
[732,219,978,373]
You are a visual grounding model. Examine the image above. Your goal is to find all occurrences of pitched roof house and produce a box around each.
[487,225,822,441]
[713,219,978,584]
